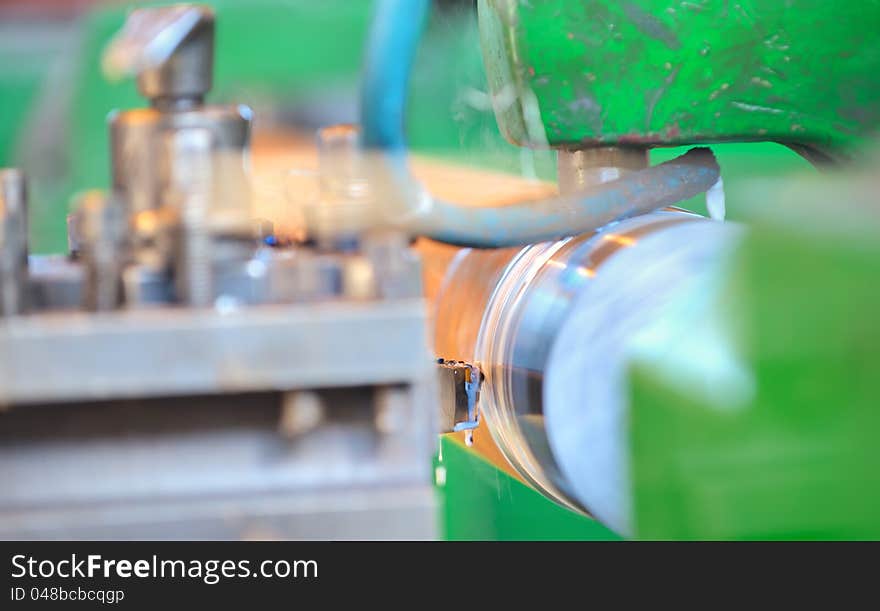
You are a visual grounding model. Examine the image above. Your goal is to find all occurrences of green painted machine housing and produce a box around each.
[628,167,880,539]
[478,0,880,158]
[437,436,620,540]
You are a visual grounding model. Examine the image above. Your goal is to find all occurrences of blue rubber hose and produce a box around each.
[358,0,720,248]
[360,0,431,152]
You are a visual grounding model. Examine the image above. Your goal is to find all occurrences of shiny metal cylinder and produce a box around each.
[435,210,742,531]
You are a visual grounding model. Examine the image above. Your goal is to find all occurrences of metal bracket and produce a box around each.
[436,359,482,435]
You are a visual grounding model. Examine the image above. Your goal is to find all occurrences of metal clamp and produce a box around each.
[436,359,482,435]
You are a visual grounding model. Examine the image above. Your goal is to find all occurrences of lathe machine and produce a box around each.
[0,0,878,540]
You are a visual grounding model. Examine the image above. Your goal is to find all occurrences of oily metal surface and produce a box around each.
[544,220,743,535]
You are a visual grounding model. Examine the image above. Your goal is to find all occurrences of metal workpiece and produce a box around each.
[75,191,125,312]
[557,147,649,195]
[0,169,29,315]
[544,220,746,536]
[433,245,521,362]
[435,210,732,522]
[102,4,216,109]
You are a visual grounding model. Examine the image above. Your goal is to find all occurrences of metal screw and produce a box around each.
[165,127,214,307]
[0,169,29,316]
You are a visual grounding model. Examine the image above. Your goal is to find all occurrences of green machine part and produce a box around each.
[10,0,830,254]
[478,0,880,158]
[437,435,620,540]
[628,166,880,539]
[465,0,880,539]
